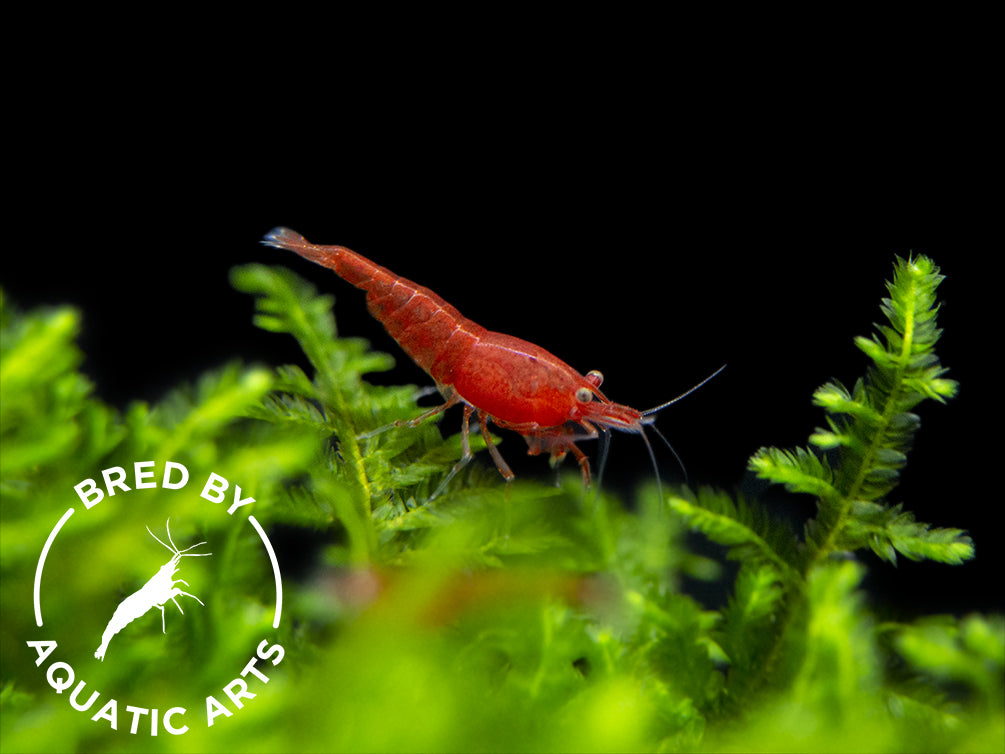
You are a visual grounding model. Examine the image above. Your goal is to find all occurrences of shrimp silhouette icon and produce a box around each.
[94,519,211,661]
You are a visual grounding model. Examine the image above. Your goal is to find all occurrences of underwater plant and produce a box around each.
[1,255,1000,752]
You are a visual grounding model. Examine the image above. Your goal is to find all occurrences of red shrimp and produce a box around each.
[262,227,721,497]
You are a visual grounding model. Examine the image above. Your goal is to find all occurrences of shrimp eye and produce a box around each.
[585,370,604,388]
[575,386,593,403]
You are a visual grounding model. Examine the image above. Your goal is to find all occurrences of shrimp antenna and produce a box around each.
[147,518,176,555]
[594,425,612,491]
[145,518,211,557]
[641,364,727,416]
[638,424,666,502]
[651,423,687,481]
[635,364,725,501]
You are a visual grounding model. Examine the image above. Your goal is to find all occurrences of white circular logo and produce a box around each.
[27,460,287,737]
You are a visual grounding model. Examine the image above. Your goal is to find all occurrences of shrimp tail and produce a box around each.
[262,227,483,381]
[262,226,393,289]
[263,227,347,271]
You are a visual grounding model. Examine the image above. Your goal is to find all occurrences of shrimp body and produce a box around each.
[263,228,652,493]
[94,520,210,661]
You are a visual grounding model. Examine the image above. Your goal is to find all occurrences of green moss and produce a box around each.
[1,256,1000,752]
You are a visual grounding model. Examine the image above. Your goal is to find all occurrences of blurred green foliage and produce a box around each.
[1,257,1002,753]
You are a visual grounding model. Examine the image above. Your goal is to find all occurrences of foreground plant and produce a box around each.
[229,255,999,751]
[1,255,1000,753]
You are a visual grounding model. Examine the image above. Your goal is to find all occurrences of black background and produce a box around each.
[4,48,997,619]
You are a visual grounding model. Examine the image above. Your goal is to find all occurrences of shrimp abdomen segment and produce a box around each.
[366,282,483,378]
[263,227,482,378]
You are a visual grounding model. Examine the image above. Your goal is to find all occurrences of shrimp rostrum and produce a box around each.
[263,227,722,498]
[94,519,211,661]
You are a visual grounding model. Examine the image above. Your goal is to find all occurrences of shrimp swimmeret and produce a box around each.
[94,519,211,661]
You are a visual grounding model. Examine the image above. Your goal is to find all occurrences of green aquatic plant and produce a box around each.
[749,255,968,568]
[0,255,1000,753]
